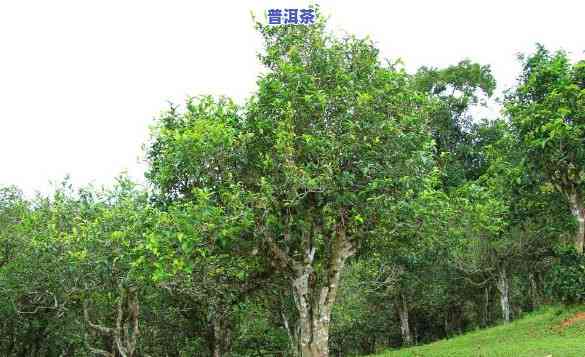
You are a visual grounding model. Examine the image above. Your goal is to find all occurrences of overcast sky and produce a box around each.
[1,0,584,195]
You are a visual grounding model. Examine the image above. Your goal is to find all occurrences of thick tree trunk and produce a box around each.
[292,266,329,357]
[289,228,352,357]
[496,268,510,323]
[568,193,585,254]
[265,217,353,357]
[397,293,412,346]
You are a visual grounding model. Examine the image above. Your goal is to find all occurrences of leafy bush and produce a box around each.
[545,247,585,304]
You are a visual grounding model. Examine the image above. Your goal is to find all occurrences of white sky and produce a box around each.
[1,0,584,195]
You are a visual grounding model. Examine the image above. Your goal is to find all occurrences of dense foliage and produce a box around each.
[1,12,584,357]
[545,247,585,304]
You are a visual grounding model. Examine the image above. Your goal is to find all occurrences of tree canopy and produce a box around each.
[1,12,584,357]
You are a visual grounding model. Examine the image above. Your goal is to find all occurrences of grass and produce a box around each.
[374,305,585,357]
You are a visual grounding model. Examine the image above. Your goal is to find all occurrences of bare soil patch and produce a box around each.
[559,312,585,329]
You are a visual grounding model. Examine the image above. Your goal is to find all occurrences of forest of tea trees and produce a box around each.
[1,15,585,357]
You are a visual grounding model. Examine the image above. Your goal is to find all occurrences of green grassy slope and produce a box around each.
[375,305,585,357]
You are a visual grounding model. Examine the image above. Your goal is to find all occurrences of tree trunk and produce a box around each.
[208,302,229,357]
[443,315,449,337]
[496,268,510,323]
[397,293,412,346]
[289,228,352,357]
[569,193,585,254]
[265,217,353,357]
[281,307,300,357]
[528,272,539,310]
[84,285,140,357]
[482,286,490,327]
[292,266,329,357]
[212,318,221,357]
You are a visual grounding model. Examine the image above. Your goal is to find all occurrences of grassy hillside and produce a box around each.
[375,305,585,357]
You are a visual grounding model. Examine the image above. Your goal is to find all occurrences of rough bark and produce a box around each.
[568,193,585,254]
[270,224,353,357]
[496,268,510,323]
[292,264,327,357]
[397,293,412,346]
[84,285,140,357]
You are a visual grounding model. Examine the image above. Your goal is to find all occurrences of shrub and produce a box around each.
[545,246,585,304]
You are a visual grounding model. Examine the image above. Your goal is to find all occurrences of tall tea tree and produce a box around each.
[505,46,585,253]
[145,17,435,357]
[414,60,496,188]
